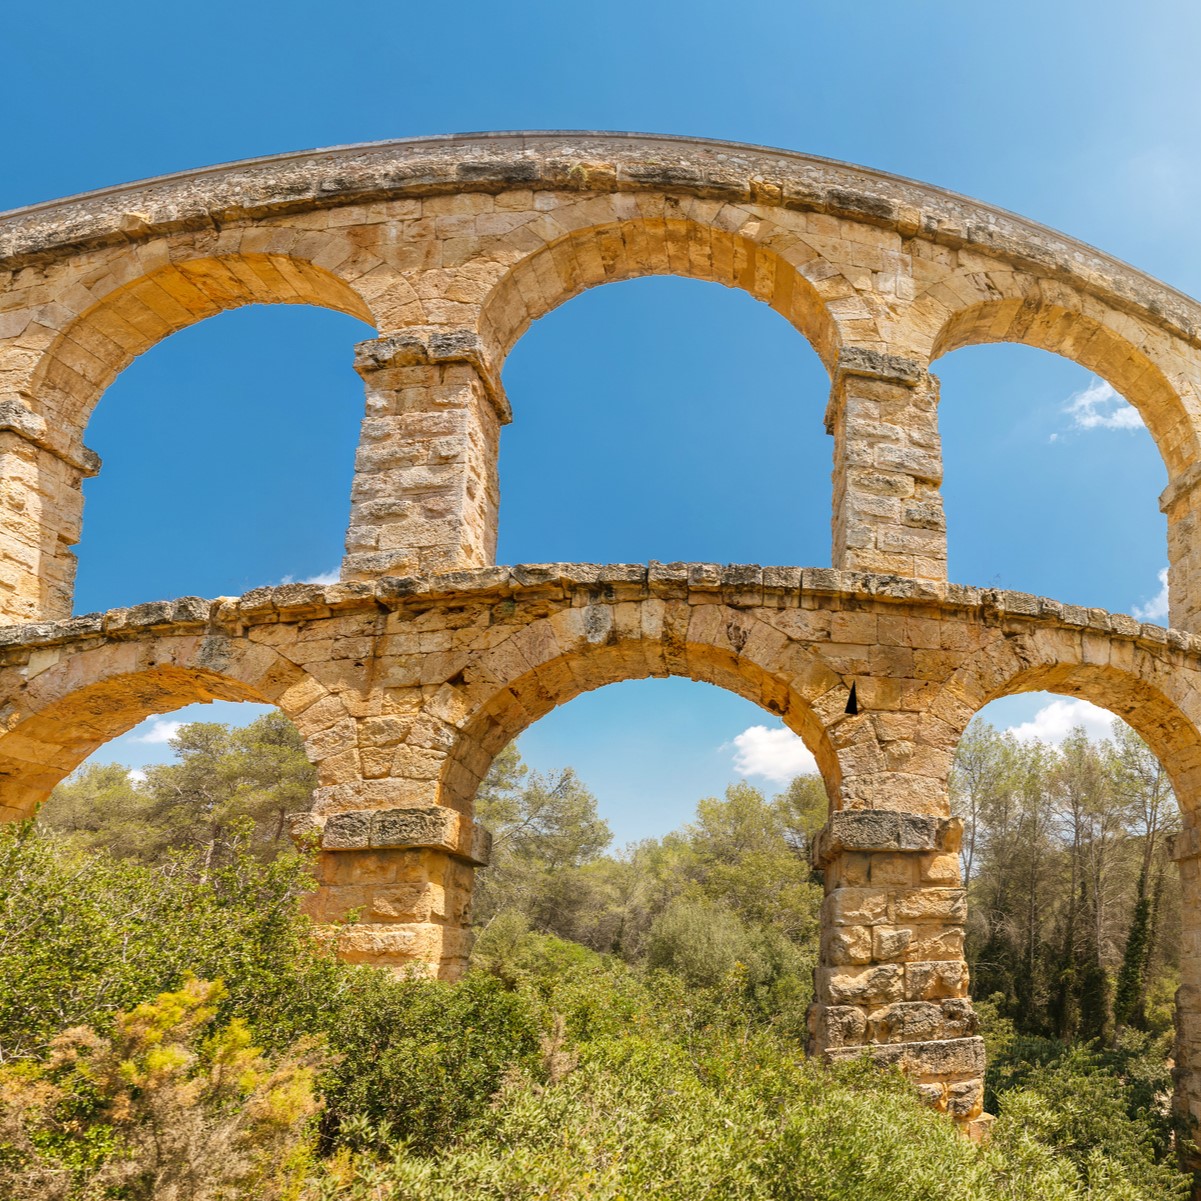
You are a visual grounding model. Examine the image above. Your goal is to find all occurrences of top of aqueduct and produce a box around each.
[1,130,1196,328]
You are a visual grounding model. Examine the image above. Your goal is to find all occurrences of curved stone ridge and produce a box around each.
[5,130,1201,632]
[3,132,1197,341]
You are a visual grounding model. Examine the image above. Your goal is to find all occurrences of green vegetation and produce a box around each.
[0,712,1190,1198]
[953,719,1181,1044]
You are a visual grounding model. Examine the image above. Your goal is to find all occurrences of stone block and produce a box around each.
[824,924,873,965]
[905,960,969,1000]
[322,811,372,850]
[872,925,913,960]
[820,963,904,1006]
[813,1004,869,1049]
[373,806,456,849]
[891,888,967,923]
[946,1078,984,1119]
[824,887,890,926]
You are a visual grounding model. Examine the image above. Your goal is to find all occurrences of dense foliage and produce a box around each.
[7,712,1192,1197]
[44,713,315,863]
[952,719,1181,1043]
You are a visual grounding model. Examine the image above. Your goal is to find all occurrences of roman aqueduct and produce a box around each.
[4,131,1201,1138]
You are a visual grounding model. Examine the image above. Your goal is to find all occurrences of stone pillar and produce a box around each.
[0,398,98,624]
[1171,823,1201,1165]
[1161,468,1201,632]
[342,328,510,582]
[299,802,491,979]
[808,809,988,1135]
[828,348,946,582]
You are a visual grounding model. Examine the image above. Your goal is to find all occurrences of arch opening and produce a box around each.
[954,691,1182,1038]
[0,635,339,825]
[950,675,1199,1163]
[496,275,832,567]
[441,613,846,822]
[29,254,375,436]
[71,303,373,612]
[929,297,1195,480]
[460,674,829,1017]
[479,215,843,371]
[935,341,1167,614]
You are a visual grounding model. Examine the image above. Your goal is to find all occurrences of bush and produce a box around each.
[0,977,321,1200]
[0,820,344,1062]
[1,822,1191,1200]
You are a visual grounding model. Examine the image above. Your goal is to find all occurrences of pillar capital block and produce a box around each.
[299,804,491,866]
[812,810,962,868]
[0,397,100,476]
[832,346,926,390]
[355,327,511,423]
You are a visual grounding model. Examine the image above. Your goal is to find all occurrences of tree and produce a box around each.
[954,714,1181,1044]
[39,713,317,863]
[472,745,612,929]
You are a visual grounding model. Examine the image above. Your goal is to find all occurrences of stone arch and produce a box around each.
[923,287,1197,480]
[27,252,377,438]
[2,251,380,623]
[936,627,1201,1150]
[440,601,848,818]
[0,631,345,822]
[475,206,847,373]
[937,629,1201,807]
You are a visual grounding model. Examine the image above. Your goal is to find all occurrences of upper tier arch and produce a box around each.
[27,253,376,435]
[6,133,1201,626]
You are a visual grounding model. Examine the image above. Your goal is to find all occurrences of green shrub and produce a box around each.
[0,977,321,1200]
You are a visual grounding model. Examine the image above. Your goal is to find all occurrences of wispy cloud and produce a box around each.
[1133,567,1170,623]
[1064,378,1143,431]
[276,567,341,587]
[728,724,817,783]
[1006,698,1115,745]
[128,768,147,784]
[130,718,183,745]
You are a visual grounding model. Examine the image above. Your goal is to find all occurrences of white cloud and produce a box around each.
[1133,567,1170,623]
[130,718,183,745]
[128,768,147,784]
[1006,698,1115,745]
[728,724,817,783]
[276,568,341,587]
[1064,378,1144,431]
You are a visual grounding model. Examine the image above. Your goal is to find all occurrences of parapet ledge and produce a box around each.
[0,566,1191,661]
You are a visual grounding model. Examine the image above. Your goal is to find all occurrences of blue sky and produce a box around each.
[5,0,1196,841]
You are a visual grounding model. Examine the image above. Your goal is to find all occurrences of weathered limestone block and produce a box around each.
[342,328,509,582]
[828,349,946,582]
[0,400,99,623]
[866,998,977,1043]
[317,804,491,864]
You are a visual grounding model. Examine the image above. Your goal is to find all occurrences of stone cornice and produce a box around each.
[0,399,100,475]
[0,563,1191,662]
[3,133,1200,351]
